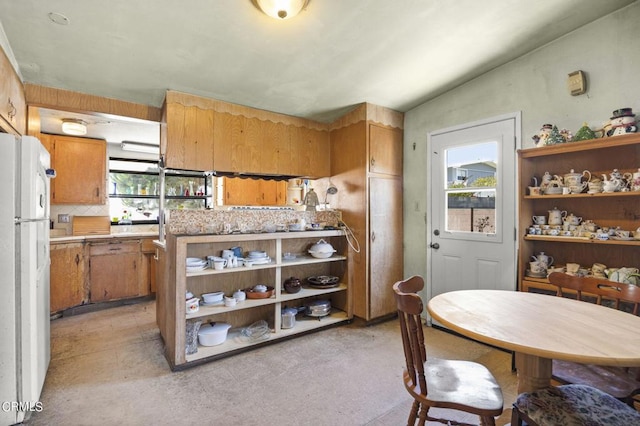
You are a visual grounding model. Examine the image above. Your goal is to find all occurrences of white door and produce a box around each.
[428,114,520,303]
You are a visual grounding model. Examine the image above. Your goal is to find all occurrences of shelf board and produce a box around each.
[524,235,640,245]
[524,191,640,200]
[281,254,347,266]
[186,297,276,320]
[279,284,347,302]
[185,310,350,362]
[186,262,277,277]
[518,133,640,158]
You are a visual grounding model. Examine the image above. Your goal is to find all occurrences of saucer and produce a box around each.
[611,236,634,241]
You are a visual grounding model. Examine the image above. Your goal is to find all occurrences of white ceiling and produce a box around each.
[0,0,636,145]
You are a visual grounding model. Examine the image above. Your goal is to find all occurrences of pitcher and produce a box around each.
[547,207,567,225]
[531,252,554,267]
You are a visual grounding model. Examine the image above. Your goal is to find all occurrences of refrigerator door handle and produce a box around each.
[14,218,49,224]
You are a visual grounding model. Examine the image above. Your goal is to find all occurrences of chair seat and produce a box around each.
[514,384,640,426]
[552,359,640,401]
[404,358,503,415]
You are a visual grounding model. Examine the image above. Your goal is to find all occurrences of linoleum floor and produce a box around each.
[26,301,518,425]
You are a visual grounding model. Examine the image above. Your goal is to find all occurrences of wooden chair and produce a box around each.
[393,276,503,425]
[547,272,640,406]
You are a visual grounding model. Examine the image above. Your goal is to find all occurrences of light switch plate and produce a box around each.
[568,70,586,96]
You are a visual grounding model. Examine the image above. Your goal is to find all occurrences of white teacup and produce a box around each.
[566,263,580,274]
[532,215,546,225]
[616,230,630,239]
[213,259,227,270]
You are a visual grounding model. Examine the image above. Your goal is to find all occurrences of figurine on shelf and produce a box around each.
[546,125,565,145]
[532,124,553,147]
[559,128,573,143]
[573,122,597,141]
[606,108,637,137]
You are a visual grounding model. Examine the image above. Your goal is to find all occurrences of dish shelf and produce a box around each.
[524,235,640,245]
[160,230,352,369]
[185,309,349,363]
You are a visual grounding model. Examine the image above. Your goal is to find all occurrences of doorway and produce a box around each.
[427,113,520,306]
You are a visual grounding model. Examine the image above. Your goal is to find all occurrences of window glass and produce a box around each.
[108,158,210,224]
[444,142,497,234]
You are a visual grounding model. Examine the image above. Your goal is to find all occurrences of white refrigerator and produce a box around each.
[0,133,52,425]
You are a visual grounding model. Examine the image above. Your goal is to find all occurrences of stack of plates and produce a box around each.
[247,251,271,265]
[186,257,207,272]
[307,275,340,288]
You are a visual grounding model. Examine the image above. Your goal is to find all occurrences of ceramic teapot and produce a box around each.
[547,207,567,225]
[562,213,582,226]
[564,169,591,187]
[531,252,554,267]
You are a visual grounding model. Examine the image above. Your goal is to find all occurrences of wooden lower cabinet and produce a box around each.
[50,242,87,313]
[50,237,157,314]
[88,240,143,302]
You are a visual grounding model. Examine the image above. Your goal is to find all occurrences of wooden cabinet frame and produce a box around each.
[517,134,640,293]
[157,230,351,370]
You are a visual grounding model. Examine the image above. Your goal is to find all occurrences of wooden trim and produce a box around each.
[165,90,328,131]
[328,102,404,131]
[25,84,162,122]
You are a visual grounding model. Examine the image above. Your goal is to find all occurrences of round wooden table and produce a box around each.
[427,289,640,393]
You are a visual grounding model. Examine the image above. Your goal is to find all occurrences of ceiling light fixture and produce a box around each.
[252,0,310,20]
[61,118,87,136]
[121,141,159,154]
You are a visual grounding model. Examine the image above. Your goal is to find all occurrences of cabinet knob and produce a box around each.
[370,157,375,167]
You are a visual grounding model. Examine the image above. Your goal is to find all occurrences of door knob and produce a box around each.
[429,242,440,249]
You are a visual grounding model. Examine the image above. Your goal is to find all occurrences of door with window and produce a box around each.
[428,114,519,302]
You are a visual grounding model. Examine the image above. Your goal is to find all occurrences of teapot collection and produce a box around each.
[527,249,639,285]
[527,208,640,241]
[530,167,640,195]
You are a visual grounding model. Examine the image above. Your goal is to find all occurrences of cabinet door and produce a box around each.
[214,112,247,172]
[289,126,330,178]
[369,176,403,319]
[369,124,403,176]
[0,48,24,134]
[50,243,87,313]
[90,243,141,302]
[261,120,290,175]
[165,103,214,171]
[223,177,261,205]
[51,135,106,204]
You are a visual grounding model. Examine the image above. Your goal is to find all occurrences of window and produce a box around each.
[444,142,497,234]
[108,158,211,224]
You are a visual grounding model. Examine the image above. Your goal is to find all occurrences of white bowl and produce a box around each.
[198,322,231,346]
[308,250,335,259]
[202,291,224,304]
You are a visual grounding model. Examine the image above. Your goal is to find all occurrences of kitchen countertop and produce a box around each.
[50,232,159,244]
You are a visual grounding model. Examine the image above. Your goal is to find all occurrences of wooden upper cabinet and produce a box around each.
[290,126,330,178]
[48,135,106,205]
[0,47,26,135]
[213,112,247,172]
[369,124,403,176]
[261,120,290,175]
[164,102,214,171]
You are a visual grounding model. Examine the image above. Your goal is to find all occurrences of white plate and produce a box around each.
[611,236,635,241]
[248,257,271,265]
[186,265,207,272]
[200,300,224,307]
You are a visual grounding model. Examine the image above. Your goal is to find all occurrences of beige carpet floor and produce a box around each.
[26,300,518,425]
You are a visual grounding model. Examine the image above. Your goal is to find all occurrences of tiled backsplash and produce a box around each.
[50,204,109,235]
[167,209,342,235]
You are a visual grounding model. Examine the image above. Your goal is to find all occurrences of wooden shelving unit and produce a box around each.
[517,133,640,293]
[157,230,351,369]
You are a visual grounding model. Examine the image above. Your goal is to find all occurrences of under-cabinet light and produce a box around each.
[121,141,159,154]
